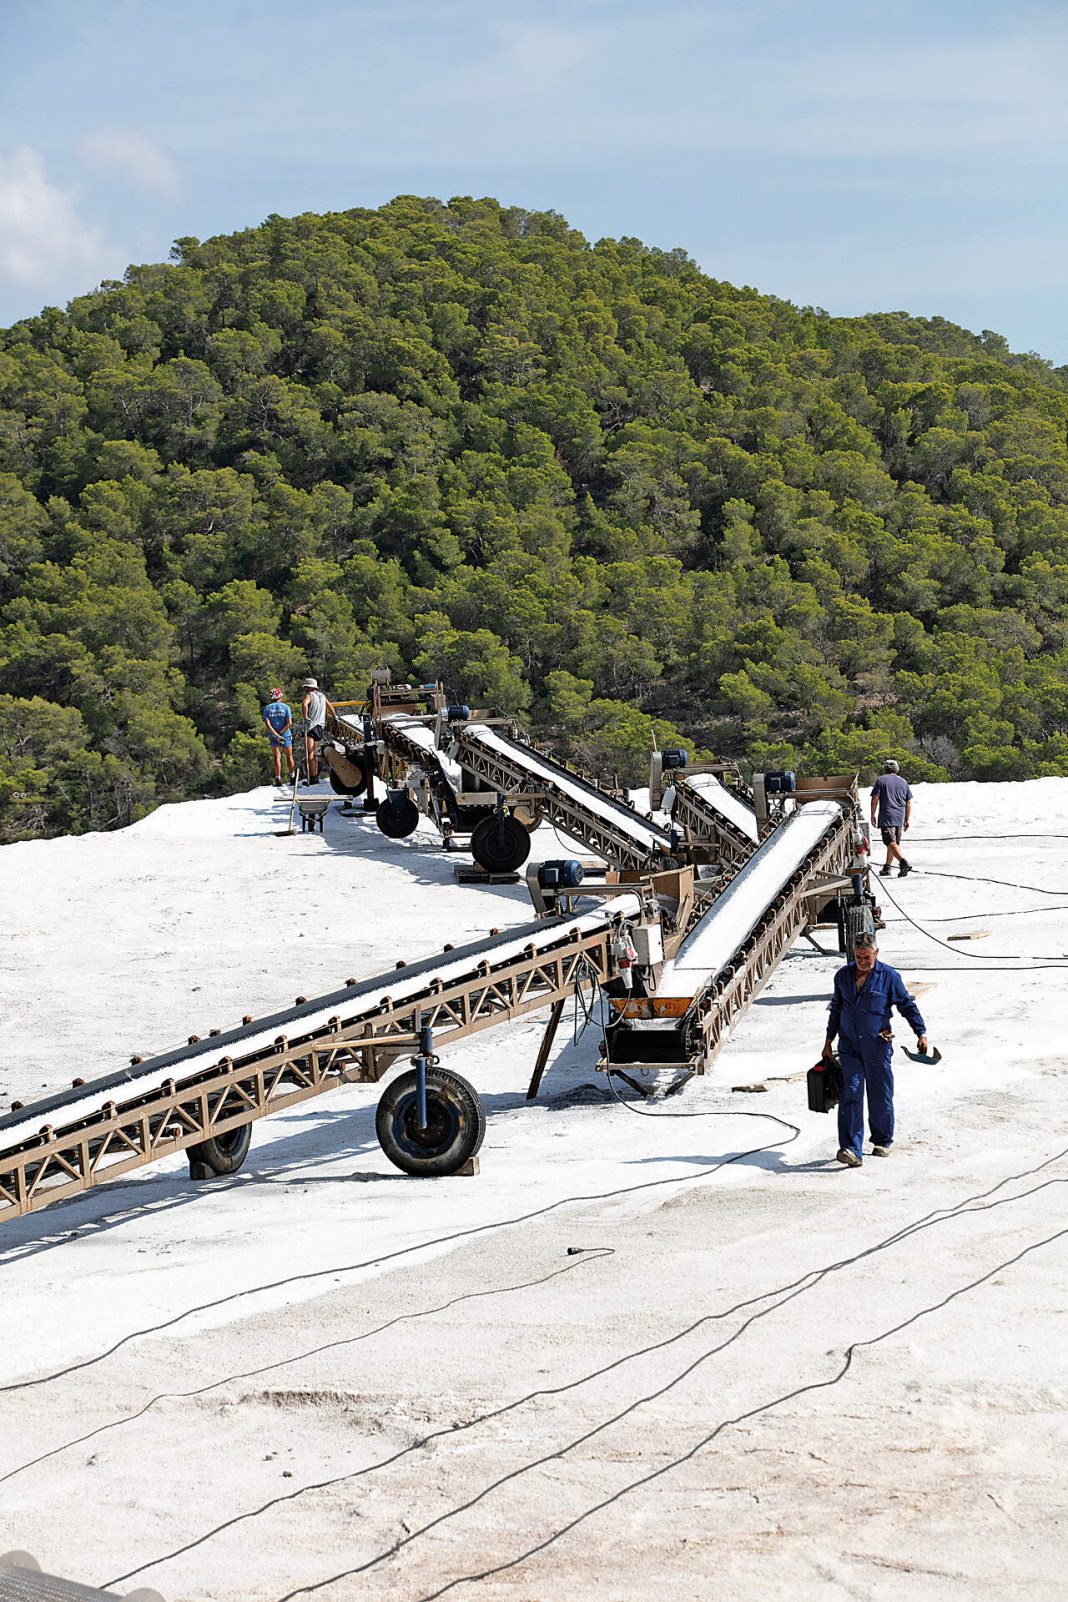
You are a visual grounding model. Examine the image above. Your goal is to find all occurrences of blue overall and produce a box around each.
[827,960,925,1159]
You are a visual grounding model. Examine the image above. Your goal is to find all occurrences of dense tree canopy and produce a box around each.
[1,195,1067,840]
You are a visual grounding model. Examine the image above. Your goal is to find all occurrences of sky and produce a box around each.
[1,0,1067,361]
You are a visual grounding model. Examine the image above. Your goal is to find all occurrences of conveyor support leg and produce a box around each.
[527,996,566,1100]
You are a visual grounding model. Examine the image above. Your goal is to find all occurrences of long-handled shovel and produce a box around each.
[275,761,300,837]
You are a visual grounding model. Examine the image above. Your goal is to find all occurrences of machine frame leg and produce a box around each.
[527,996,566,1100]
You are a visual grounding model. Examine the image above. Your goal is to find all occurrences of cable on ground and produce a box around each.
[101,1144,1068,1593]
[0,1249,615,1489]
[877,876,1068,966]
[919,868,1068,897]
[255,1161,1068,1602]
[392,1222,1068,1602]
[0,1112,802,1399]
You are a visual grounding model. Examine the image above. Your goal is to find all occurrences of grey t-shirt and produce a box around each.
[871,773,913,827]
[304,690,327,728]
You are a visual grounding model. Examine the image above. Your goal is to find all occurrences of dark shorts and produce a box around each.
[880,825,902,845]
[306,724,326,743]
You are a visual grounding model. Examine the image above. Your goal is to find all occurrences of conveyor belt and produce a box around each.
[338,706,681,869]
[0,898,640,1220]
[671,772,758,850]
[381,714,465,790]
[657,801,840,998]
[456,725,673,868]
[608,799,852,1068]
[0,918,571,1145]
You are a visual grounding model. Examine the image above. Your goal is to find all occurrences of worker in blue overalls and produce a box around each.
[822,930,928,1168]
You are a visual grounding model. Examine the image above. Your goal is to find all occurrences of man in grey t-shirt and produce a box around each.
[300,676,334,786]
[870,759,914,878]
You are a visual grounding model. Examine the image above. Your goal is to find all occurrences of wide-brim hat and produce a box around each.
[301,677,319,689]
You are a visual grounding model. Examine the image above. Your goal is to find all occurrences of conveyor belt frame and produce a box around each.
[0,911,635,1223]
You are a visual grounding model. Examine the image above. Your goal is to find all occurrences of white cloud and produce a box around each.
[80,129,182,196]
[0,146,124,297]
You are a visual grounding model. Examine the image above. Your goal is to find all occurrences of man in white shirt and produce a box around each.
[300,677,333,785]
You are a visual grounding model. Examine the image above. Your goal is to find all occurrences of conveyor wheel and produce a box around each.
[376,1067,486,1176]
[328,765,366,797]
[324,747,367,796]
[470,812,531,874]
[376,794,420,838]
[841,898,876,953]
[187,1122,252,1176]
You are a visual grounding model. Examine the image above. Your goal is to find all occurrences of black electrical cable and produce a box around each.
[250,1166,1068,1602]
[398,1224,1068,1602]
[0,1113,802,1398]
[882,904,1061,924]
[920,868,1068,897]
[877,876,1068,965]
[0,1248,615,1489]
[890,963,1068,973]
[911,833,1068,842]
[101,1143,1068,1593]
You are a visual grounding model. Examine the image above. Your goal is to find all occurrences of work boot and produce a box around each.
[879,865,892,877]
[872,1144,892,1157]
[898,860,912,877]
[836,1148,862,1168]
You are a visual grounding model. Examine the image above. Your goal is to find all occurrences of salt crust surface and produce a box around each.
[1,777,1066,1599]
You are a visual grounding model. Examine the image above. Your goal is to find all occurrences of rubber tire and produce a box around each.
[470,813,531,874]
[328,763,366,798]
[842,899,876,953]
[376,1067,486,1177]
[376,794,420,839]
[187,1121,252,1175]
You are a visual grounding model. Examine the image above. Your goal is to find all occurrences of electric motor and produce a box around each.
[537,859,584,889]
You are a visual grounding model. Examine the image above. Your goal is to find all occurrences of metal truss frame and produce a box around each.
[0,918,624,1223]
[670,777,760,866]
[455,729,669,870]
[684,812,854,1066]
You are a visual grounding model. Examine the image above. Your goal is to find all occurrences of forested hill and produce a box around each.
[2,195,1067,840]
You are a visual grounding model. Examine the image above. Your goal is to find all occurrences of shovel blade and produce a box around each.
[905,1045,942,1065]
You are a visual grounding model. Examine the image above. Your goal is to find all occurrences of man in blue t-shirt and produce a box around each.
[262,688,295,787]
[870,759,914,878]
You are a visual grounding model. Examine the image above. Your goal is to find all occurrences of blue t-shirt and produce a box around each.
[262,701,292,734]
[871,773,912,827]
